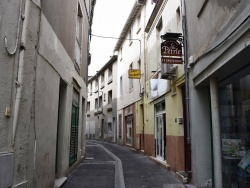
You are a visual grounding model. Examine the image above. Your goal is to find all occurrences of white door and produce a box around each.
[156,115,165,160]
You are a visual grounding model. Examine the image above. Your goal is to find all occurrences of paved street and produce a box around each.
[62,140,187,188]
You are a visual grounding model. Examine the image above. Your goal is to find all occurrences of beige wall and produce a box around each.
[41,0,90,80]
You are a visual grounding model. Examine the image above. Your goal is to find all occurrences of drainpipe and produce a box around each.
[142,3,147,151]
[210,78,222,188]
[12,0,30,146]
[180,0,191,144]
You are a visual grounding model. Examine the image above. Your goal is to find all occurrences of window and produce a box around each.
[95,98,98,109]
[103,93,106,102]
[176,7,181,27]
[129,28,133,45]
[108,66,113,84]
[69,88,79,166]
[101,73,104,82]
[87,101,90,112]
[120,76,123,97]
[137,13,141,34]
[156,17,162,32]
[108,66,112,77]
[99,95,102,108]
[218,70,250,187]
[95,79,98,92]
[120,47,123,61]
[90,82,92,93]
[129,63,133,90]
[108,90,112,104]
[156,17,162,67]
[107,91,112,111]
[108,122,112,132]
[74,3,83,68]
[100,73,105,89]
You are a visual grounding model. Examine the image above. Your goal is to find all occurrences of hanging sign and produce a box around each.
[128,69,141,79]
[161,40,183,64]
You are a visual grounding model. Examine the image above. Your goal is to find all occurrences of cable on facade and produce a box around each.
[193,14,250,65]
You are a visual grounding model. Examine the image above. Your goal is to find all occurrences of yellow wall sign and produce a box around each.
[128,69,141,79]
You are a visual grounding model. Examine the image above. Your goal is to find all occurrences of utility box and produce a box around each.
[0,153,14,188]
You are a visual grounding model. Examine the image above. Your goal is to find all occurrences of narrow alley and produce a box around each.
[62,140,190,188]
[1,0,250,188]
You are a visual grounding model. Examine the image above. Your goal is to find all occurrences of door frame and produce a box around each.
[155,113,166,161]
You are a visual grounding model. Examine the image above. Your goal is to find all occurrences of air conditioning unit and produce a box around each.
[161,64,177,80]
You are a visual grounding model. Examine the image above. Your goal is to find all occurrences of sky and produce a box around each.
[89,0,135,76]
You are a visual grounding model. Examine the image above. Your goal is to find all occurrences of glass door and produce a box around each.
[156,115,165,160]
[126,115,133,145]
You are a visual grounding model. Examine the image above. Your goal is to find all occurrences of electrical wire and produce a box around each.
[193,14,250,65]
[91,33,143,97]
[91,33,141,59]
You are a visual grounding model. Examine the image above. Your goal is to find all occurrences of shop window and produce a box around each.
[219,71,250,187]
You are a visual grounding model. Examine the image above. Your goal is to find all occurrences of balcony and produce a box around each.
[98,107,103,114]
[100,81,105,89]
[107,103,112,111]
[94,109,98,115]
[107,75,113,84]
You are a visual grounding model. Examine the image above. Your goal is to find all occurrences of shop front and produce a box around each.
[218,65,250,187]
[123,105,135,147]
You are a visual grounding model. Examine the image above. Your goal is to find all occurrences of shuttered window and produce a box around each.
[69,89,79,166]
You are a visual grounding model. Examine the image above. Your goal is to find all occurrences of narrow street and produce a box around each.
[62,140,189,188]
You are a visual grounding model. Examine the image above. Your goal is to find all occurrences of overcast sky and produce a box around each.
[89,0,135,76]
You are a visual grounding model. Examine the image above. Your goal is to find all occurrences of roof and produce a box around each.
[113,0,145,52]
[88,55,117,83]
[145,0,163,33]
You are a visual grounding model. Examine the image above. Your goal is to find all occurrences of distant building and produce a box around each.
[86,56,118,142]
[0,0,95,187]
[112,0,188,176]
[114,0,146,149]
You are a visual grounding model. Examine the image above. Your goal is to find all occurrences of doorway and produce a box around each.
[126,115,133,145]
[155,114,166,160]
[101,119,104,139]
[155,101,166,161]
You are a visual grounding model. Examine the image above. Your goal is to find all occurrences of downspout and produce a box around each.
[180,0,191,144]
[142,3,147,151]
[12,0,31,146]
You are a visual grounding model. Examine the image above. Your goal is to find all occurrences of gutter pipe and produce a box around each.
[181,0,191,144]
[12,0,30,146]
